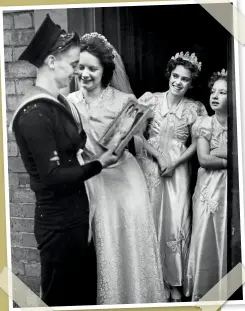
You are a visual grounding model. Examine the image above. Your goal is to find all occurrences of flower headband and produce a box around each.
[216,68,227,77]
[80,32,116,59]
[171,51,202,71]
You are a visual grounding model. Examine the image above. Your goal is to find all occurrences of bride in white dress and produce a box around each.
[66,32,170,305]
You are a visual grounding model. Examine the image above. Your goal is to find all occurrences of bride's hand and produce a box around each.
[118,106,138,138]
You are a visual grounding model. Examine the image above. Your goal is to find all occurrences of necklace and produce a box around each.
[82,87,107,113]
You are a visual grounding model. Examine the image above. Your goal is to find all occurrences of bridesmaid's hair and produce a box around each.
[165,58,199,86]
[80,36,115,87]
[208,70,227,90]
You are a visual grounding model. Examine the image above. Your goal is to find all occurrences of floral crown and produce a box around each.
[80,32,116,59]
[171,51,202,71]
[216,68,227,77]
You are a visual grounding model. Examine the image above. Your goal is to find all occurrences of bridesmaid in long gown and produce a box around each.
[136,52,207,301]
[184,69,228,301]
[66,33,169,305]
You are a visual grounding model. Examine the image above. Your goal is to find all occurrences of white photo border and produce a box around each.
[0,0,244,310]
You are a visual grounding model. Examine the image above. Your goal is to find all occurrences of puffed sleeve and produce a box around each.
[195,100,208,117]
[185,100,208,126]
[137,92,160,135]
[191,115,213,141]
[138,92,157,114]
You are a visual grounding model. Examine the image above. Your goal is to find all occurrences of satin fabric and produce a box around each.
[67,86,169,305]
[184,115,227,301]
[136,91,207,287]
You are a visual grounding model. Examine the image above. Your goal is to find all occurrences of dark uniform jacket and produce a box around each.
[9,86,102,260]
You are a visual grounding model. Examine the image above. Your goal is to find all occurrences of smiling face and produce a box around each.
[53,46,80,89]
[77,51,104,92]
[169,65,192,97]
[210,79,227,112]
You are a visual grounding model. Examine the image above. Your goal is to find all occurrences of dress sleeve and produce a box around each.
[191,115,213,141]
[16,104,102,189]
[185,100,208,126]
[196,101,208,117]
[138,92,157,114]
[137,92,158,135]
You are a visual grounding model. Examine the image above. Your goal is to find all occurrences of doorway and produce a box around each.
[67,3,242,299]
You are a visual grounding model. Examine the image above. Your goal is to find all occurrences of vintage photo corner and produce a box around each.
[1,1,244,308]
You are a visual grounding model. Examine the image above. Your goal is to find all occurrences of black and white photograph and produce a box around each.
[1,0,244,309]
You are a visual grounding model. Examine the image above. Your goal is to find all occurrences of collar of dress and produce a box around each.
[160,91,185,119]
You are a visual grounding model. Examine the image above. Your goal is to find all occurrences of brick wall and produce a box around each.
[4,10,41,295]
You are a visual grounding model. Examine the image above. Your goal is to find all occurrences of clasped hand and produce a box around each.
[210,146,227,159]
[157,156,177,177]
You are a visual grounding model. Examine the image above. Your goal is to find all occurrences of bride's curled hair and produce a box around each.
[80,34,115,87]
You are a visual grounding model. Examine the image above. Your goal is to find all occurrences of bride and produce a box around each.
[66,32,170,305]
